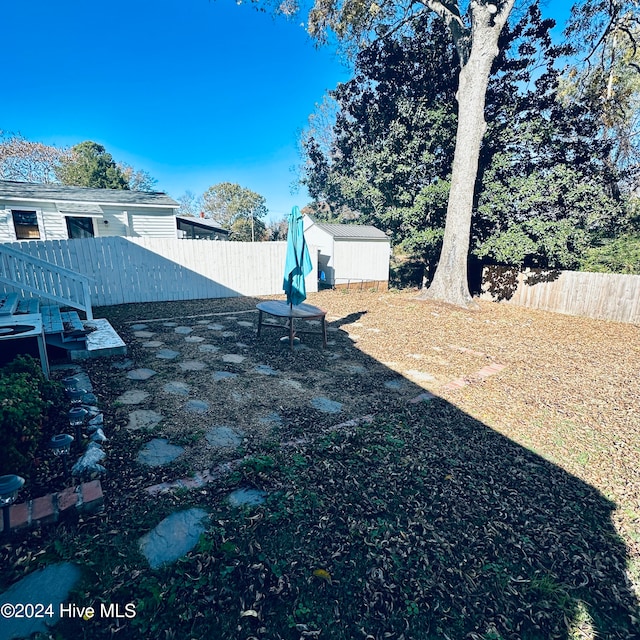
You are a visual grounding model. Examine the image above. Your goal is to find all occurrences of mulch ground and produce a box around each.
[2,288,639,639]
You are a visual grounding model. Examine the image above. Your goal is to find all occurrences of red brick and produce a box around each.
[32,495,56,524]
[0,501,30,532]
[57,486,80,512]
[80,481,104,512]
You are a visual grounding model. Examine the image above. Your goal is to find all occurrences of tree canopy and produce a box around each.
[301,1,636,280]
[56,141,130,189]
[202,182,268,241]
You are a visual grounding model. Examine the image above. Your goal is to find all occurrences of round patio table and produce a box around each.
[256,300,327,349]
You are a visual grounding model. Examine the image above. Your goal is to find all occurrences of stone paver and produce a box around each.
[206,426,243,448]
[311,397,343,414]
[179,360,207,371]
[139,508,208,569]
[222,354,245,364]
[163,322,177,327]
[207,323,225,331]
[237,321,254,328]
[185,336,205,343]
[198,344,220,353]
[163,381,191,396]
[384,379,405,391]
[142,340,164,348]
[221,331,236,338]
[0,563,81,640]
[254,364,277,375]
[116,390,150,405]
[213,371,238,381]
[134,330,155,338]
[174,326,193,335]
[130,323,148,330]
[137,438,184,467]
[112,358,134,370]
[127,368,157,381]
[228,488,267,508]
[259,412,283,426]
[185,399,209,413]
[127,409,164,431]
[156,349,180,360]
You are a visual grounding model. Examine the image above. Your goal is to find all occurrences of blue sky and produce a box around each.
[3,0,574,222]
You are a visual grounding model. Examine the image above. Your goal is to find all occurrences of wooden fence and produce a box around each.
[0,237,317,307]
[481,265,640,324]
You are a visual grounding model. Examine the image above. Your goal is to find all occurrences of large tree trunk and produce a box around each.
[419,2,514,307]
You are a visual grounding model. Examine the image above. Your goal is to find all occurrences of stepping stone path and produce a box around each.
[174,326,193,335]
[134,330,155,338]
[130,323,148,330]
[0,563,81,640]
[280,378,303,391]
[222,354,245,363]
[206,426,243,448]
[163,322,177,327]
[127,368,157,381]
[221,331,236,338]
[139,508,208,569]
[143,341,164,348]
[163,381,191,396]
[112,358,134,370]
[156,349,180,360]
[116,390,150,405]
[228,488,267,508]
[213,371,238,381]
[185,336,205,343]
[384,379,405,391]
[311,397,343,414]
[185,399,209,413]
[207,323,225,330]
[179,360,207,371]
[127,409,164,431]
[198,344,219,353]
[254,364,277,375]
[137,438,184,467]
[259,412,283,426]
[237,321,254,328]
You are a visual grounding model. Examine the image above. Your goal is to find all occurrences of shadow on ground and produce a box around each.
[2,294,638,640]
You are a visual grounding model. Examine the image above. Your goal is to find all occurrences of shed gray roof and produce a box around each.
[0,180,178,208]
[313,222,389,241]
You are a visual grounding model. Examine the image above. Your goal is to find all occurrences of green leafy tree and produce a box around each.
[56,141,130,189]
[202,182,268,241]
[303,4,623,276]
[300,0,518,307]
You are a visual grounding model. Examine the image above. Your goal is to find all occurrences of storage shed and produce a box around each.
[303,216,391,289]
[0,180,179,242]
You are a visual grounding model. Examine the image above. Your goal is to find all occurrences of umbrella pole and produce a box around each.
[289,301,294,349]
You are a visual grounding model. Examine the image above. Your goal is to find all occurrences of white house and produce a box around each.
[303,215,391,289]
[0,180,179,242]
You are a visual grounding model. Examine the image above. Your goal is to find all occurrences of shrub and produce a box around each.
[0,356,63,477]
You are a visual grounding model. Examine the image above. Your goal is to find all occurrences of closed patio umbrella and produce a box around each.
[283,206,312,308]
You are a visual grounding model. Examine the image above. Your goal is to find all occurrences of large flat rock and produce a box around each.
[139,508,209,569]
[0,563,81,639]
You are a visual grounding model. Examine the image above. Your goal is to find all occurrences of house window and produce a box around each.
[65,216,95,239]
[12,210,40,240]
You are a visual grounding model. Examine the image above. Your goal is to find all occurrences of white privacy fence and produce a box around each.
[0,237,318,307]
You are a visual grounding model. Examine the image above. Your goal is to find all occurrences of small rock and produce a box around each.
[90,428,108,443]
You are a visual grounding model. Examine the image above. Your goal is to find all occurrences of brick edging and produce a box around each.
[0,480,104,533]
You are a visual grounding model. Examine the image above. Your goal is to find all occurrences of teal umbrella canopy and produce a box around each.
[283,206,313,307]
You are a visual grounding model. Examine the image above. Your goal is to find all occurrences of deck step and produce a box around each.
[15,298,41,315]
[41,305,64,334]
[0,292,19,316]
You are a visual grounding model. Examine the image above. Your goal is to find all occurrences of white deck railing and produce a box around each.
[0,244,93,319]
